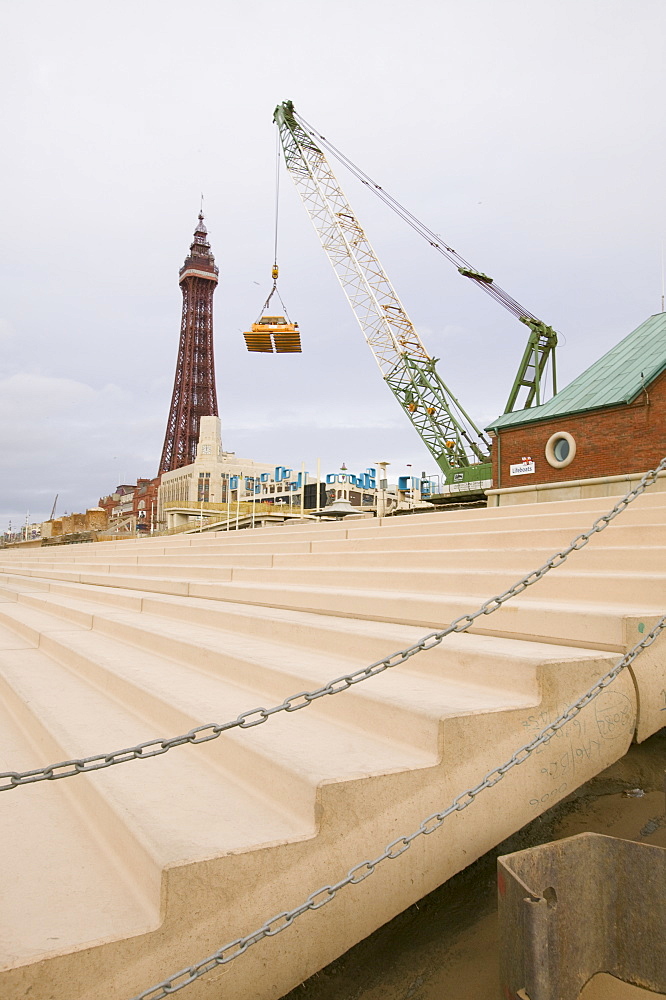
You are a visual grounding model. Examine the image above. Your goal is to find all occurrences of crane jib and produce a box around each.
[276,101,558,421]
[274,100,494,484]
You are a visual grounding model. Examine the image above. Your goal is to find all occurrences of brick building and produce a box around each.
[98,477,161,531]
[41,508,108,539]
[485,313,666,505]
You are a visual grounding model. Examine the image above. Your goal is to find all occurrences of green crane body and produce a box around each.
[274,100,557,489]
[504,318,558,412]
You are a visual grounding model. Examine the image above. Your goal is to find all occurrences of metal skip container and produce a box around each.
[498,831,666,1000]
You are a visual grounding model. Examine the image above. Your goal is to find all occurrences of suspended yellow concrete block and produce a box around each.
[243,315,302,354]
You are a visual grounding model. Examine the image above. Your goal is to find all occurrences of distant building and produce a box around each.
[157,417,403,531]
[41,508,108,539]
[486,313,666,505]
[98,478,161,532]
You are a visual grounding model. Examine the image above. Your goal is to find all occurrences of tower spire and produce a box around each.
[158,213,220,475]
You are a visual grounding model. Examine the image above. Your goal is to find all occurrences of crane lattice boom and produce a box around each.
[274,101,491,478]
[292,111,559,415]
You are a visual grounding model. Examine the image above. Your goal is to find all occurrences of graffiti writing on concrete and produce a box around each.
[521,689,634,807]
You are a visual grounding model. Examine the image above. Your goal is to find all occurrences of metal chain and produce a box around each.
[129,613,666,1000]
[2,457,665,793]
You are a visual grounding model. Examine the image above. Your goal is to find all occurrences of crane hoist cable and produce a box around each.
[257,127,292,320]
[243,131,301,354]
[292,108,557,411]
[294,110,538,321]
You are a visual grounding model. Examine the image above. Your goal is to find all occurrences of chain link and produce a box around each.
[2,457,664,793]
[129,613,666,1000]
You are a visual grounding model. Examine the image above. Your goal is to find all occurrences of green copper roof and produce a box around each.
[487,313,666,431]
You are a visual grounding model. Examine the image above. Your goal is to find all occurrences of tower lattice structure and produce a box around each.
[158,213,220,474]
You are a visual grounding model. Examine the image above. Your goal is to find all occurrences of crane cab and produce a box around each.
[243,315,301,354]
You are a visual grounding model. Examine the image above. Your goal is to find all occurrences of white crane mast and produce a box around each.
[275,108,428,377]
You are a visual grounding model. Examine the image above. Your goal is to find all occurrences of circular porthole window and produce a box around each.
[545,431,576,469]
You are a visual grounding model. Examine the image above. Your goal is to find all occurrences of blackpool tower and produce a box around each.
[158,213,219,474]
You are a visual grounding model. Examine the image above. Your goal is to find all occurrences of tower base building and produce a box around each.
[157,416,276,523]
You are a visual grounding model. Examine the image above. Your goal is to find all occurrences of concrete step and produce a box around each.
[271,543,666,572]
[177,491,666,541]
[5,590,590,824]
[225,563,661,605]
[31,515,666,566]
[0,675,159,968]
[183,577,657,649]
[0,641,310,927]
[7,585,575,737]
[0,599,438,790]
[7,578,571,680]
[1,560,659,650]
[337,508,666,543]
[7,512,665,604]
[11,492,666,564]
[1,590,597,978]
[0,574,624,691]
[0,483,663,1000]
[10,538,666,577]
[7,517,666,573]
[10,540,312,561]
[308,521,666,552]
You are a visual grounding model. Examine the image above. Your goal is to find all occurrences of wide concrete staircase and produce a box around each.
[0,491,664,1000]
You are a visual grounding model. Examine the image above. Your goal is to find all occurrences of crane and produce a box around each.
[273,100,558,487]
[282,103,558,415]
[274,101,492,485]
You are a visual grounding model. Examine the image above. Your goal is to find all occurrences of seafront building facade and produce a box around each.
[99,416,424,533]
[98,477,162,532]
[156,418,396,529]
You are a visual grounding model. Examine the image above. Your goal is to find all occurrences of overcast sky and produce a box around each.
[1,0,665,527]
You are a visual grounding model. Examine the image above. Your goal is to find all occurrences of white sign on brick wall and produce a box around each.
[510,456,535,476]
